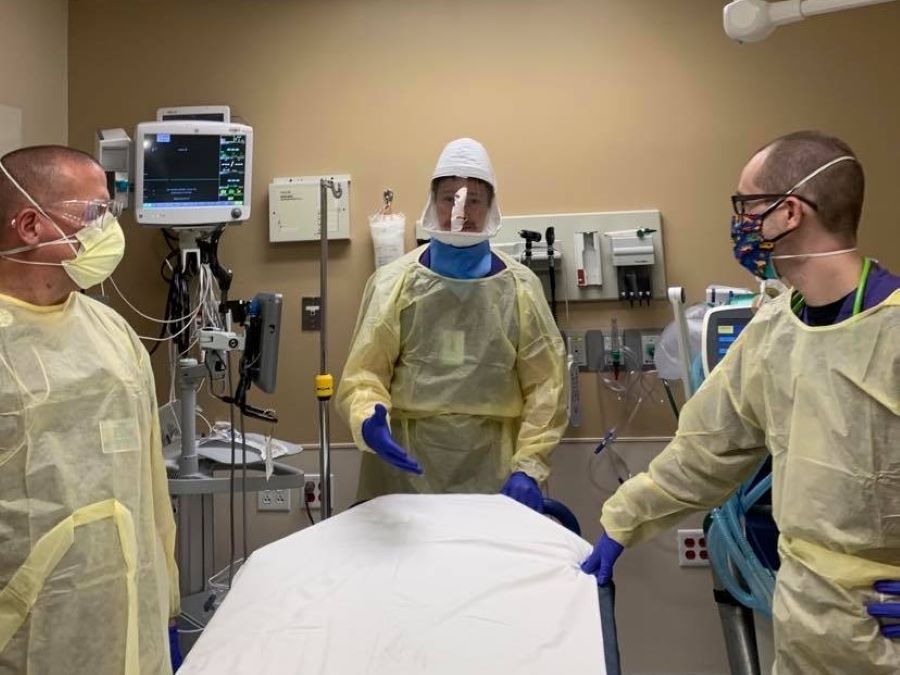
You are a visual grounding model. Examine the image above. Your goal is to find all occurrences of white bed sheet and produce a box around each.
[181,494,605,674]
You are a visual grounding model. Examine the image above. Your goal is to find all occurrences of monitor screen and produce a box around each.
[703,306,753,377]
[714,318,749,363]
[134,121,253,227]
[142,134,247,209]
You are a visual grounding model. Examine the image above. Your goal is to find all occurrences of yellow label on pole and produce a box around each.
[315,374,334,399]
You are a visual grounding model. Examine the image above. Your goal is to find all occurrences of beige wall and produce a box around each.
[66,0,900,446]
[67,1,900,673]
[0,0,68,147]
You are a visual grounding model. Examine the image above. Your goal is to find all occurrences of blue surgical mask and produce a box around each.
[429,239,492,279]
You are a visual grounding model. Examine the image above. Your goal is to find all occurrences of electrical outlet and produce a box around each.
[303,473,335,510]
[258,488,292,512]
[301,297,322,331]
[677,529,709,567]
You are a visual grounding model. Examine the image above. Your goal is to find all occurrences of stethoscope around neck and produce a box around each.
[791,256,873,318]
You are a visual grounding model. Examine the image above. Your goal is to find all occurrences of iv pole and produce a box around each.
[315,178,343,519]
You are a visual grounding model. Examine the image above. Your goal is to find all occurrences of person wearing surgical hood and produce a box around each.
[0,146,180,673]
[337,138,567,511]
[581,131,900,674]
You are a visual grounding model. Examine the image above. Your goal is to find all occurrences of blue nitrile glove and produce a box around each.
[361,404,423,474]
[867,580,900,639]
[500,471,544,513]
[169,621,183,671]
[581,533,624,586]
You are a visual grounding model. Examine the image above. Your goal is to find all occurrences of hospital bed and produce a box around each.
[179,494,620,675]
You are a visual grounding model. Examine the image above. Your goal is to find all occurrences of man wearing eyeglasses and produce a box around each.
[0,146,180,673]
[581,131,899,673]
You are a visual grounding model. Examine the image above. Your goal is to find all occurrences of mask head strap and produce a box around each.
[0,159,55,224]
[0,158,77,254]
[757,155,858,242]
[786,155,856,196]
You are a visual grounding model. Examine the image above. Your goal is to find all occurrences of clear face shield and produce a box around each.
[422,176,501,247]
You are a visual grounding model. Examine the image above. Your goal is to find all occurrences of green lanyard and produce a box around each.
[791,257,873,318]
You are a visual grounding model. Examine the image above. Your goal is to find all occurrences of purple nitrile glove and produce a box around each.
[500,471,544,513]
[361,404,423,474]
[581,533,624,586]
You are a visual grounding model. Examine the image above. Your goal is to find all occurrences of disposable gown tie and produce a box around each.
[601,290,900,674]
[0,292,179,674]
[337,247,567,501]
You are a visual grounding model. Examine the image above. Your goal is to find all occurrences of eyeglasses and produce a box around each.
[731,193,818,217]
[44,199,123,229]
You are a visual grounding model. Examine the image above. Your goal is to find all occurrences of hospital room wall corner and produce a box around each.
[0,0,67,150]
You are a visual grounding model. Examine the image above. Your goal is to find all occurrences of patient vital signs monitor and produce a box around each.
[134,121,253,227]
[702,305,753,376]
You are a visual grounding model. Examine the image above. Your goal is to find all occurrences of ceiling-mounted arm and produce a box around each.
[724,0,897,43]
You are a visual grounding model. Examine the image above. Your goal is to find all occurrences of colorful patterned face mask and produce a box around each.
[731,212,779,280]
[730,154,859,280]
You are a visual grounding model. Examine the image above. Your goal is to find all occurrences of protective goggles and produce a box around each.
[45,199,123,230]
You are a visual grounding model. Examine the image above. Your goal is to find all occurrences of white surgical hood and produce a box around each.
[421,138,502,246]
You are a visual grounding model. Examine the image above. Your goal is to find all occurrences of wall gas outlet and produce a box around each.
[640,333,659,369]
[597,334,622,373]
[677,529,709,567]
[258,488,292,512]
[565,330,587,369]
[623,328,662,371]
[303,473,335,510]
